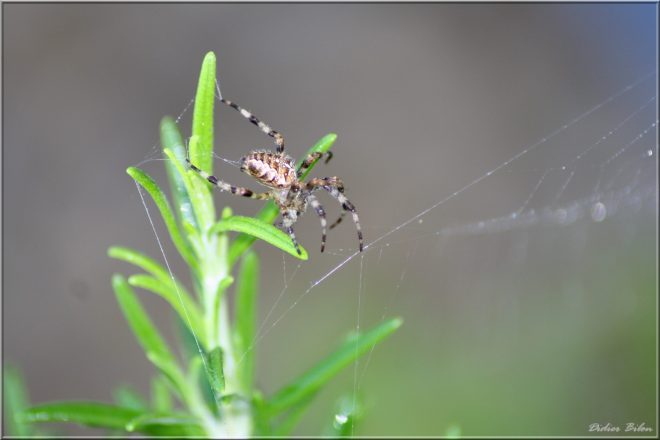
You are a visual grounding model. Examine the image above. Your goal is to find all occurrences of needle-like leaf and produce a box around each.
[3,366,34,436]
[108,246,195,302]
[190,51,216,175]
[112,275,186,397]
[20,402,143,431]
[234,251,259,394]
[127,274,205,346]
[161,116,198,229]
[127,166,198,271]
[151,376,173,413]
[126,413,205,436]
[211,216,308,260]
[113,385,148,411]
[266,317,403,415]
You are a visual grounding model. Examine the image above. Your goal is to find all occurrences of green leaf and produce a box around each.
[206,347,225,395]
[108,246,196,303]
[113,385,148,411]
[126,413,205,436]
[151,376,173,413]
[147,353,187,401]
[234,251,259,393]
[187,354,220,417]
[113,274,175,362]
[295,133,338,180]
[211,216,308,260]
[127,166,197,271]
[128,274,205,345]
[20,402,142,430]
[163,147,216,232]
[191,51,216,175]
[3,365,33,436]
[161,116,198,229]
[112,275,185,395]
[267,317,403,415]
[228,133,337,263]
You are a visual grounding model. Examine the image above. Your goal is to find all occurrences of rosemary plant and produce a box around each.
[15,52,402,437]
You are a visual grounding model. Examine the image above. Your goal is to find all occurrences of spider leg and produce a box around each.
[328,211,345,230]
[187,159,271,199]
[307,194,328,252]
[220,98,285,153]
[297,151,334,178]
[281,209,302,255]
[306,177,363,252]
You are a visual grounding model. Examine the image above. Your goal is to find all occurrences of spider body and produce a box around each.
[187,98,363,255]
[241,151,297,190]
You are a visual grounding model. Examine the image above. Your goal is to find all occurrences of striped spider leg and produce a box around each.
[305,177,364,252]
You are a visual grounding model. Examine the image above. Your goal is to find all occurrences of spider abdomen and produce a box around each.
[241,151,297,188]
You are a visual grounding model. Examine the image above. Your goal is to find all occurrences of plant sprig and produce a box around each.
[16,51,402,437]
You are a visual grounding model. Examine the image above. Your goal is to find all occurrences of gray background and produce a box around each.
[3,3,657,436]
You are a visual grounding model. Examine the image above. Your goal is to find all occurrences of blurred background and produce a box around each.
[3,3,657,436]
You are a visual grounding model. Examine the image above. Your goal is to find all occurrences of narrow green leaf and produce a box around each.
[206,347,225,395]
[234,251,259,393]
[113,274,185,396]
[20,402,142,430]
[186,354,220,416]
[147,353,187,400]
[161,116,198,229]
[113,274,175,361]
[210,275,235,363]
[151,376,173,413]
[126,413,205,436]
[211,216,308,260]
[108,246,195,303]
[191,51,216,174]
[113,385,148,411]
[163,147,216,232]
[128,274,204,345]
[228,133,337,263]
[267,317,403,415]
[127,166,197,270]
[3,365,33,436]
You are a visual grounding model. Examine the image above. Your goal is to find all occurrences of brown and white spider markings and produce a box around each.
[186,97,363,255]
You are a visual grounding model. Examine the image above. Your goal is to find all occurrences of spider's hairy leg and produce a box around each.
[187,159,271,200]
[219,98,285,153]
[307,194,328,252]
[297,151,334,178]
[281,209,302,255]
[307,177,363,252]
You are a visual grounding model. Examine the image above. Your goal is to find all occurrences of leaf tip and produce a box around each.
[203,51,216,65]
[126,167,140,179]
[111,273,127,289]
[160,115,175,127]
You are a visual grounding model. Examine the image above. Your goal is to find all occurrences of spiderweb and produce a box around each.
[132,69,657,435]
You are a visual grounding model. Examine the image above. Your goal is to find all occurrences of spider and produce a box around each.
[186,97,363,255]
